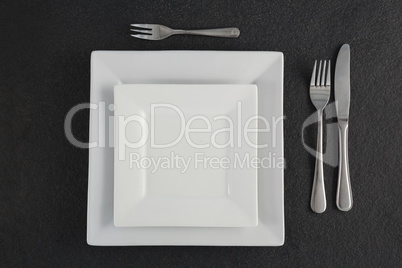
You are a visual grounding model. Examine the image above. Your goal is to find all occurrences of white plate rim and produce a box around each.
[87,50,284,246]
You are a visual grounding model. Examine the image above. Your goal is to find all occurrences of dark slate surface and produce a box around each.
[0,0,401,267]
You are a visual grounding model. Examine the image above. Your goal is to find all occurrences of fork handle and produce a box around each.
[336,119,353,211]
[173,28,240,38]
[310,110,326,213]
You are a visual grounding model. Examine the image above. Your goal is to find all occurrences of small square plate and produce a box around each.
[87,51,284,246]
[114,84,258,227]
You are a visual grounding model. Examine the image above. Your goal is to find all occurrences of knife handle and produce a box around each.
[336,119,353,211]
[311,110,326,213]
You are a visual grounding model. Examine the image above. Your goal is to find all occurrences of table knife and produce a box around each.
[335,44,353,211]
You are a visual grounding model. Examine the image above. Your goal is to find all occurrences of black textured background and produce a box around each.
[1,0,401,267]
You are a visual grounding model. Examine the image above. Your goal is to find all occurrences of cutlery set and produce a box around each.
[310,44,353,213]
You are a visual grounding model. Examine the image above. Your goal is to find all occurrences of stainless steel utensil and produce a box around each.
[335,44,353,211]
[309,60,331,213]
[130,24,240,40]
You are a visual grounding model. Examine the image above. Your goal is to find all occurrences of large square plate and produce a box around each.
[114,84,258,227]
[87,51,284,246]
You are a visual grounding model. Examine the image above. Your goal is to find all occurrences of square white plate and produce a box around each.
[114,84,258,227]
[88,50,284,246]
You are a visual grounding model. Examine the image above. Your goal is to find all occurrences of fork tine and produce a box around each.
[317,60,322,86]
[326,60,331,86]
[130,29,152,34]
[130,34,152,40]
[310,60,317,86]
[130,24,151,29]
[321,60,327,87]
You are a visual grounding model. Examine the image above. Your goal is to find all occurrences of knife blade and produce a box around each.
[335,44,351,119]
[335,44,353,211]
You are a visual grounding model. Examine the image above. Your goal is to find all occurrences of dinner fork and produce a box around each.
[310,60,331,213]
[130,24,240,40]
